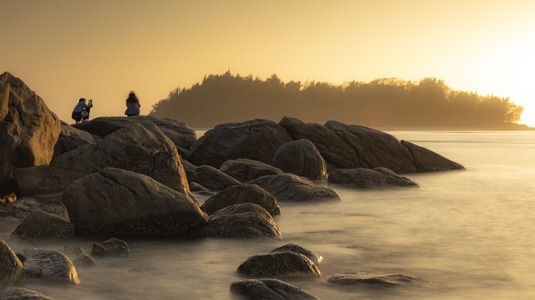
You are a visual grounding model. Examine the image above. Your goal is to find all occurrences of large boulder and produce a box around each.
[0,239,24,286]
[62,167,208,238]
[248,173,340,202]
[72,116,197,152]
[0,72,60,196]
[220,158,283,182]
[200,184,281,216]
[11,211,75,240]
[204,203,282,239]
[279,117,359,169]
[328,167,419,189]
[230,278,320,300]
[189,119,293,168]
[237,251,321,277]
[53,122,97,158]
[16,248,80,284]
[13,165,50,197]
[271,139,327,180]
[38,122,189,194]
[325,121,416,172]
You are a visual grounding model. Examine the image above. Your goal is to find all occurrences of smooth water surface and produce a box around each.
[2,130,535,299]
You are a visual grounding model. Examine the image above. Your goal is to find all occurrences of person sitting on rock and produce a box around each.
[82,99,93,122]
[71,98,93,124]
[124,91,141,117]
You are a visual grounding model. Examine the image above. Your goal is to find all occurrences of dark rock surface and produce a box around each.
[271,139,327,180]
[327,272,426,287]
[230,278,321,300]
[0,239,24,286]
[16,248,80,284]
[328,167,419,189]
[237,251,321,277]
[188,165,241,191]
[11,211,75,240]
[201,184,281,216]
[219,158,283,182]
[271,244,323,265]
[91,238,129,257]
[0,287,55,300]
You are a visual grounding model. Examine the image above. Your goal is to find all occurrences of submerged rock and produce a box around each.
[237,251,321,277]
[16,248,80,285]
[230,278,321,300]
[0,287,55,300]
[201,184,281,216]
[204,203,282,239]
[91,238,129,257]
[271,244,323,265]
[328,167,419,189]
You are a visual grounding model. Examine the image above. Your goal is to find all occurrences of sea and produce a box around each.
[1,130,535,300]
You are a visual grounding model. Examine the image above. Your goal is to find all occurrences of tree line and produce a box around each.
[149,71,525,129]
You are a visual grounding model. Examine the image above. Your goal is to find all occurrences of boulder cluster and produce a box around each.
[0,72,460,298]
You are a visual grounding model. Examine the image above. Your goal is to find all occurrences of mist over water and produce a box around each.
[2,130,535,299]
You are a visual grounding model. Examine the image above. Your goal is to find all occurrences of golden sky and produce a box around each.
[3,0,535,126]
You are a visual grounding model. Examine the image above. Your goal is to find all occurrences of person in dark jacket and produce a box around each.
[71,98,93,124]
[124,91,141,116]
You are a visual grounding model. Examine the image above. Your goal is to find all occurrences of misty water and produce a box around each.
[2,130,535,299]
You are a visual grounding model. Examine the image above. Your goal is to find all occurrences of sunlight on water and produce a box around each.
[2,130,535,299]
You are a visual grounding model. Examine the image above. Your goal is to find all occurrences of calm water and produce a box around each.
[2,130,535,299]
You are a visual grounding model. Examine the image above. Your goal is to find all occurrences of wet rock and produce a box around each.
[219,158,283,182]
[248,173,340,202]
[0,72,61,178]
[0,239,24,286]
[237,251,321,277]
[11,211,75,240]
[63,246,95,267]
[91,238,129,257]
[328,167,419,189]
[327,272,426,287]
[204,203,282,239]
[0,193,68,221]
[62,167,208,238]
[401,140,465,172]
[16,248,80,284]
[230,278,321,300]
[188,165,241,191]
[189,119,293,168]
[201,184,281,216]
[38,122,190,194]
[272,139,327,181]
[0,287,55,300]
[271,244,323,265]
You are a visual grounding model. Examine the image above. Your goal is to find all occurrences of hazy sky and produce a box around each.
[3,0,535,126]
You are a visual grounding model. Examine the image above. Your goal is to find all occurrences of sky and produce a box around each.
[2,0,535,126]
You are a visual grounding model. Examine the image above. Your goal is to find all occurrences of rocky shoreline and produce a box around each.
[0,71,462,299]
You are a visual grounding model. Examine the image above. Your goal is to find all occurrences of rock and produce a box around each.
[188,165,241,191]
[248,173,340,202]
[327,272,426,287]
[0,287,55,300]
[11,211,75,240]
[63,246,95,267]
[16,248,80,284]
[0,193,68,221]
[91,238,129,257]
[271,244,323,265]
[62,167,208,238]
[53,122,97,158]
[220,158,283,182]
[72,116,197,152]
[0,239,24,286]
[271,139,327,180]
[0,72,61,197]
[38,122,190,194]
[279,117,359,169]
[325,121,417,172]
[230,278,321,300]
[13,165,50,197]
[401,140,465,172]
[328,167,419,189]
[201,184,281,216]
[189,119,293,168]
[237,251,321,277]
[204,203,282,239]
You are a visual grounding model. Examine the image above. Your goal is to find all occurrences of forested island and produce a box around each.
[150,71,527,129]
